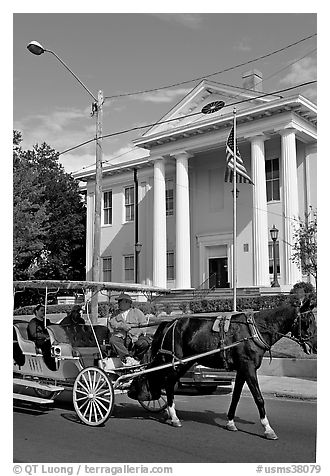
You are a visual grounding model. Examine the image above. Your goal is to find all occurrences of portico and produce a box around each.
[75,77,317,292]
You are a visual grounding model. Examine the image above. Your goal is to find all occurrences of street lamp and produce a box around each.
[270,225,280,287]
[27,41,103,323]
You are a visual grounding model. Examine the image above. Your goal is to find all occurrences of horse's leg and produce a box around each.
[164,375,182,428]
[245,365,278,440]
[226,370,246,431]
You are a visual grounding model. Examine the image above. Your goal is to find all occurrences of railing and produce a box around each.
[192,273,217,301]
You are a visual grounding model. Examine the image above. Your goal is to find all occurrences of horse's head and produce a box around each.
[291,299,317,355]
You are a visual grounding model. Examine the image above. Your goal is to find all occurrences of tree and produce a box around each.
[13,131,49,280]
[13,131,86,283]
[291,207,317,285]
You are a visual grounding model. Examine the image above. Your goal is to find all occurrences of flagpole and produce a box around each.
[233,108,237,312]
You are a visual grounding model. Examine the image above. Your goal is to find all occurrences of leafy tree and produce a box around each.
[291,207,317,285]
[13,131,49,280]
[13,131,86,285]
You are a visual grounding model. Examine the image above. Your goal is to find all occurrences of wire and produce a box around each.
[73,146,137,175]
[68,48,317,174]
[59,80,316,156]
[103,33,316,100]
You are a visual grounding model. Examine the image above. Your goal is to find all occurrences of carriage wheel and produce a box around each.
[73,367,114,426]
[138,393,167,413]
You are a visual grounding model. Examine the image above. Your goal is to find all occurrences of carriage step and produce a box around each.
[13,393,54,404]
[13,378,64,393]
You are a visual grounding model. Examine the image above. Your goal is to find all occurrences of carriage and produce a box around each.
[13,279,170,426]
[14,279,317,438]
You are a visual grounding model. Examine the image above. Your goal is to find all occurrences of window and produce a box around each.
[103,191,112,225]
[124,186,134,222]
[167,251,175,280]
[266,158,280,202]
[166,180,174,216]
[124,255,134,282]
[268,242,280,275]
[102,257,112,282]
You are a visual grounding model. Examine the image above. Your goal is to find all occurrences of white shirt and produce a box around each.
[121,309,129,322]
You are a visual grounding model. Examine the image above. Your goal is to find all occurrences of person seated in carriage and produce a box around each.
[108,293,152,366]
[60,305,85,326]
[27,304,51,349]
[27,304,56,370]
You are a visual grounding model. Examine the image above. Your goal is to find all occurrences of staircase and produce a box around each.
[153,287,261,312]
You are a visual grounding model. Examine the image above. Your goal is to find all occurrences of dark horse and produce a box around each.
[128,299,316,439]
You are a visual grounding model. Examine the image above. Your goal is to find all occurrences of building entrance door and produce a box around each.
[209,257,229,288]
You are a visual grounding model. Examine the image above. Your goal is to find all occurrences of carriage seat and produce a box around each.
[47,324,110,366]
[47,324,110,346]
[13,320,39,355]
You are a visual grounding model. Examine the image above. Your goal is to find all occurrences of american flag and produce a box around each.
[224,127,254,184]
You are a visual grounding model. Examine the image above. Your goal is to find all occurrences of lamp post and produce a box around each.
[270,225,280,287]
[27,41,103,323]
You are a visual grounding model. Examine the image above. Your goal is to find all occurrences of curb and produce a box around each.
[242,388,316,401]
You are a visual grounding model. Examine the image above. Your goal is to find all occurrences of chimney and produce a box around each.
[242,69,263,92]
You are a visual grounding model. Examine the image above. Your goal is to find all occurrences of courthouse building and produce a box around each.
[75,70,317,292]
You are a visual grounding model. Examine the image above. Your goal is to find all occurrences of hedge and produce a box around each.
[14,286,316,318]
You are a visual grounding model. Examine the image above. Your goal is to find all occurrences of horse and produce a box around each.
[128,299,317,440]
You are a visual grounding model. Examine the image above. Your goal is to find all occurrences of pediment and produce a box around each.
[143,79,273,137]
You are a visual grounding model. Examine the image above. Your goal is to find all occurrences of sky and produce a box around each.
[12,9,318,175]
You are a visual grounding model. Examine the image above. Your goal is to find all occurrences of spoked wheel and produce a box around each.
[138,392,167,413]
[73,367,114,426]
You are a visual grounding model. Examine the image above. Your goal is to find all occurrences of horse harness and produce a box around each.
[157,319,183,365]
[276,308,316,347]
[213,312,272,366]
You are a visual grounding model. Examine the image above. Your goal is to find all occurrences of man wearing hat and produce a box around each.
[60,305,85,326]
[108,293,150,366]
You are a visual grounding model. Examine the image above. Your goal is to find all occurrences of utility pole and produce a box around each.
[91,90,104,323]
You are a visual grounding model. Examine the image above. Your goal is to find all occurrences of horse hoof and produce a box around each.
[226,422,238,432]
[264,430,278,440]
[166,419,182,428]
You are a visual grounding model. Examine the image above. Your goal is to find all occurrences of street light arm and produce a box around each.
[46,49,97,102]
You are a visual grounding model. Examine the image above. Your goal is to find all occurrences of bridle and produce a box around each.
[280,308,316,348]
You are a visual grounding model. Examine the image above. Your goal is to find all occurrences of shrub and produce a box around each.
[179,302,189,313]
[290,281,316,297]
[188,294,290,313]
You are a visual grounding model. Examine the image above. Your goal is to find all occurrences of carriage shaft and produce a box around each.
[113,339,247,387]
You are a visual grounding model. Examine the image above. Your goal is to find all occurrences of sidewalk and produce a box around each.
[243,375,317,401]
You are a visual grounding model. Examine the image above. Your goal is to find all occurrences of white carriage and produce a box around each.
[13,280,168,426]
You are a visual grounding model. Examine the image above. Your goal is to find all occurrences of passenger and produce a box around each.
[60,305,85,326]
[27,304,56,370]
[108,293,150,366]
[27,304,51,350]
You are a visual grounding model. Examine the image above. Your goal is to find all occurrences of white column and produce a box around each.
[174,152,191,288]
[304,143,317,213]
[250,135,270,286]
[280,129,302,285]
[153,158,167,287]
